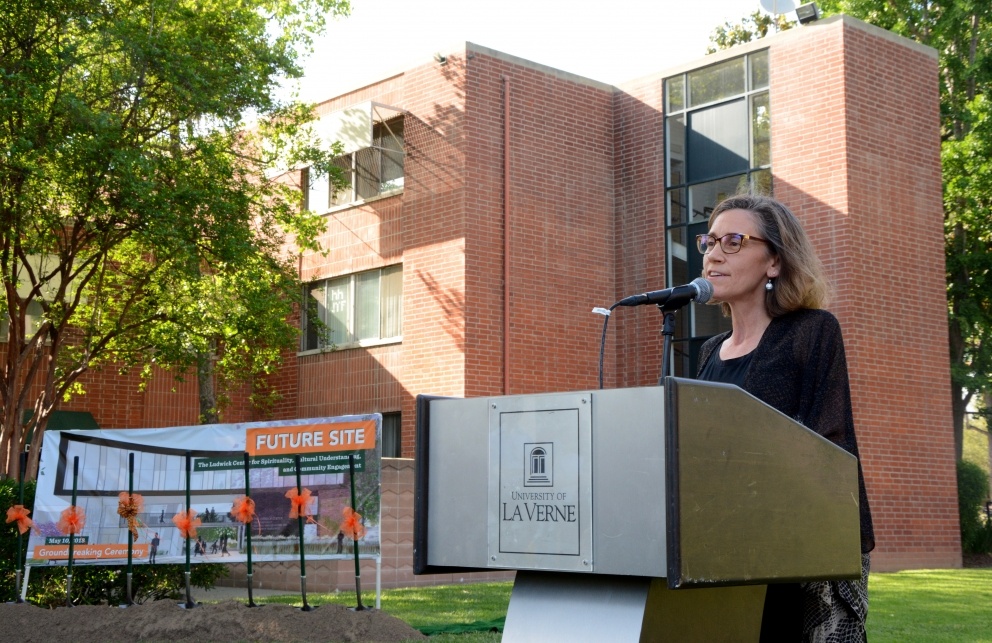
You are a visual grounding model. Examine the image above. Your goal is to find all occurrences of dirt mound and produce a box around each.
[0,599,426,643]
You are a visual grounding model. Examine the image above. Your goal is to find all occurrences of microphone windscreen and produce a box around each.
[692,277,714,304]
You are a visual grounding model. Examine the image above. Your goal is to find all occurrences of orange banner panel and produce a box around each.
[34,543,150,561]
[246,420,377,456]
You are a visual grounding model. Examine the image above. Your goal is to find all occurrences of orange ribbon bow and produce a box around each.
[341,506,366,541]
[5,504,34,535]
[172,509,201,539]
[57,505,86,535]
[231,496,256,524]
[285,487,313,520]
[116,492,145,540]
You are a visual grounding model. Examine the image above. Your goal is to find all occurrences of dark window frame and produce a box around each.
[663,51,771,377]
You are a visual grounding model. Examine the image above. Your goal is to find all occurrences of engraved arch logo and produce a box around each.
[524,442,553,487]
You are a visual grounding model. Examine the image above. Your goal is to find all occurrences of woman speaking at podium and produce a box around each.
[695,194,874,642]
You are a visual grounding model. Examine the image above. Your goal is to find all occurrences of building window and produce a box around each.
[305,117,405,213]
[664,50,770,376]
[301,264,402,351]
[381,412,401,458]
[1,300,45,343]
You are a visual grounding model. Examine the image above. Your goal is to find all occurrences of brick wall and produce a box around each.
[396,54,471,457]
[770,18,959,570]
[52,365,201,429]
[461,48,617,398]
[612,73,669,388]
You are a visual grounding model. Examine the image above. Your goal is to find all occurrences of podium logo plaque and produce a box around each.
[488,393,593,572]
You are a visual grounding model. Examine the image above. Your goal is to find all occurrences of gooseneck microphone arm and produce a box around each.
[597,278,714,387]
[658,310,678,385]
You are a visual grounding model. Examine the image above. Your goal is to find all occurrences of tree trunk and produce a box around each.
[24,405,49,481]
[949,317,969,461]
[197,350,219,425]
[986,392,992,500]
[951,384,968,462]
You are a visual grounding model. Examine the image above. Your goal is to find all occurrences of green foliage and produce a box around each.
[957,459,992,553]
[25,561,228,607]
[0,477,35,602]
[27,565,121,608]
[2,478,226,604]
[943,95,992,415]
[0,0,351,478]
[707,10,795,54]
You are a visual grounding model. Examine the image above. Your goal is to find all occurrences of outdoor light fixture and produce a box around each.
[796,2,821,24]
[433,52,448,66]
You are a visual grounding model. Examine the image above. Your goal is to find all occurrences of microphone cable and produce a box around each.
[592,304,618,390]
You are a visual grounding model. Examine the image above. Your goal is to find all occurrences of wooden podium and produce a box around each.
[414,378,862,641]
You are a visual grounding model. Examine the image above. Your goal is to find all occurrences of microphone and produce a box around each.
[614,277,714,309]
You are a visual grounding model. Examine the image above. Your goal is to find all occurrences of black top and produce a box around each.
[697,308,875,553]
[697,345,753,387]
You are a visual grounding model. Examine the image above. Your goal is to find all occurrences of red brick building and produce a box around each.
[58,15,959,581]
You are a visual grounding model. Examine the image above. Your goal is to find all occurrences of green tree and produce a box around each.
[150,249,318,425]
[710,2,992,459]
[707,10,795,54]
[0,0,350,480]
[943,95,992,457]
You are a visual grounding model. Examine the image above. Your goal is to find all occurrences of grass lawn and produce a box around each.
[867,569,992,642]
[265,583,511,642]
[261,568,992,642]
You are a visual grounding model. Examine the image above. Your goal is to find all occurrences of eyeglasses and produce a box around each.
[695,233,769,255]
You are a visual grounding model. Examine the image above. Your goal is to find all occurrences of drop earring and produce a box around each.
[765,279,774,292]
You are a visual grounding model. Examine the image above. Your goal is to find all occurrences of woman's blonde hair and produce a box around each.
[708,194,830,317]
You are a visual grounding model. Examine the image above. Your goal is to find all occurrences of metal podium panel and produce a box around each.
[418,387,668,577]
[487,393,593,572]
[590,387,667,576]
[502,572,765,642]
[422,396,492,569]
[666,378,862,586]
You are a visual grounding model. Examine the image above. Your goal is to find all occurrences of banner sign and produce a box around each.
[26,415,381,567]
[246,421,376,455]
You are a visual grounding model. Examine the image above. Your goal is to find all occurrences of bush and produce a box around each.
[957,459,992,554]
[26,561,229,607]
[2,477,227,605]
[0,477,36,602]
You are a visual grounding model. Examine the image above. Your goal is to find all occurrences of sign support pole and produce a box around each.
[293,454,314,611]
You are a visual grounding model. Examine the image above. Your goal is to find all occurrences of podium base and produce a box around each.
[503,571,765,642]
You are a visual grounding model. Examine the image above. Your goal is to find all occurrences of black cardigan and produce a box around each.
[697,308,875,553]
